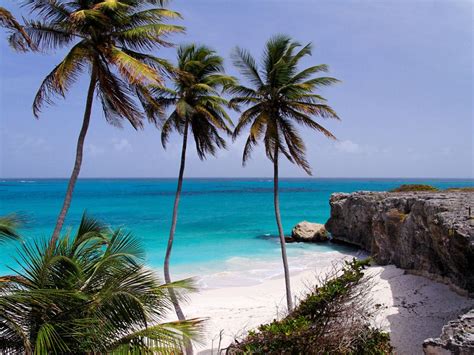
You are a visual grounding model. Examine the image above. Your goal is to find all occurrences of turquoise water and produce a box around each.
[1,178,472,285]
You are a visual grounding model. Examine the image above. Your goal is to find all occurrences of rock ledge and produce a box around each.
[423,309,474,354]
[325,191,474,294]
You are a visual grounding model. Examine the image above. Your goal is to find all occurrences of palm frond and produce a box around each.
[32,41,90,117]
[114,23,184,50]
[0,6,35,51]
[231,47,264,88]
[0,214,23,244]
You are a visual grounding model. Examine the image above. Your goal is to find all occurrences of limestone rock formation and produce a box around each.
[291,221,329,243]
[325,191,474,294]
[423,309,474,354]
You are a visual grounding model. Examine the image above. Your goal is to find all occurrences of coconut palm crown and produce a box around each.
[140,44,236,323]
[143,44,236,158]
[230,35,340,311]
[9,0,184,243]
[0,214,203,354]
[230,34,340,173]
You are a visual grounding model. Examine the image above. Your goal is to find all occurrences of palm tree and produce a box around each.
[141,44,236,322]
[0,214,203,354]
[8,0,184,245]
[230,35,340,312]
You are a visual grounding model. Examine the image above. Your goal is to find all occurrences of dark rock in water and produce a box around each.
[255,234,295,243]
[423,309,474,354]
[292,221,329,243]
[325,191,474,294]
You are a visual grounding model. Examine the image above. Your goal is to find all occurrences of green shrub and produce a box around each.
[390,184,438,192]
[227,258,392,354]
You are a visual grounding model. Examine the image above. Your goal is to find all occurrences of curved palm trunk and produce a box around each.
[164,119,193,354]
[50,66,97,246]
[273,147,293,312]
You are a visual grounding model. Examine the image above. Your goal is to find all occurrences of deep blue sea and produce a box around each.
[1,178,472,286]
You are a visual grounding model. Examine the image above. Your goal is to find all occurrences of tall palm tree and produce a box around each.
[0,214,203,354]
[141,44,236,322]
[8,0,184,244]
[230,35,340,312]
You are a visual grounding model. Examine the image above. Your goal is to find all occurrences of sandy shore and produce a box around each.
[176,260,473,354]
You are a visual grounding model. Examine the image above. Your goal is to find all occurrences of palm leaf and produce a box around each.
[0,214,23,244]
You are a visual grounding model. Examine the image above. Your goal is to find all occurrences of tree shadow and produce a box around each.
[379,266,473,354]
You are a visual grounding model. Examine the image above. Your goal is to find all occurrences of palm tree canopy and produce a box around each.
[10,0,184,128]
[142,44,237,159]
[0,214,203,354]
[230,34,340,174]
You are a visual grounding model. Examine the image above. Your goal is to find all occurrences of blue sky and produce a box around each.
[0,0,472,178]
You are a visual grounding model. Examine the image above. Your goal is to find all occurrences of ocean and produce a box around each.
[1,178,472,287]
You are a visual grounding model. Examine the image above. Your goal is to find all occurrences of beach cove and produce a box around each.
[1,178,473,353]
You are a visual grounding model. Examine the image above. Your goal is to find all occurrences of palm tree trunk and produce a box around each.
[164,118,193,353]
[50,65,97,246]
[273,145,293,312]
[164,118,188,319]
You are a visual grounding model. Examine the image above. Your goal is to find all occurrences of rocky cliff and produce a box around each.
[325,191,474,294]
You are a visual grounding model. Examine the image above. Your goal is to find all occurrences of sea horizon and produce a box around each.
[2,176,473,180]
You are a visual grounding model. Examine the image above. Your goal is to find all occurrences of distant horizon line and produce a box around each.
[1,176,473,180]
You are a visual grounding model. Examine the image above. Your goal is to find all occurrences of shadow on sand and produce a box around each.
[379,266,473,354]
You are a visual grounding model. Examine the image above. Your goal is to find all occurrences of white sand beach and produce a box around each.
[177,257,474,354]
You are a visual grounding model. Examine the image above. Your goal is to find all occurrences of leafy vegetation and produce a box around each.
[230,35,340,311]
[390,184,438,192]
[227,259,392,354]
[0,214,23,244]
[0,214,203,354]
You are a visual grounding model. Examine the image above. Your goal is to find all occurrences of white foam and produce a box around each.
[175,247,365,289]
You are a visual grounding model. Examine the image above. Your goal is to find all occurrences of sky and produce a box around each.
[0,0,472,178]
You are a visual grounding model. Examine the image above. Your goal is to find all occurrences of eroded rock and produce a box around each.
[325,191,474,294]
[292,221,329,243]
[423,309,474,354]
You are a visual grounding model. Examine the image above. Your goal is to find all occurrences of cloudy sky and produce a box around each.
[0,0,472,178]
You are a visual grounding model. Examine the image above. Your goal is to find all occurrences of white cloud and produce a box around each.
[112,138,133,153]
[85,143,105,157]
[335,140,361,153]
[13,135,51,153]
[333,140,385,156]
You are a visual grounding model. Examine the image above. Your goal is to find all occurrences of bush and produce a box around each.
[227,259,392,354]
[390,184,438,192]
[445,187,474,192]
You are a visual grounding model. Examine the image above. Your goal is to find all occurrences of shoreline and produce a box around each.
[170,257,474,354]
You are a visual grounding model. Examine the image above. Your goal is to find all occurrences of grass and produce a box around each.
[390,184,474,193]
[390,184,438,192]
[445,187,474,192]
